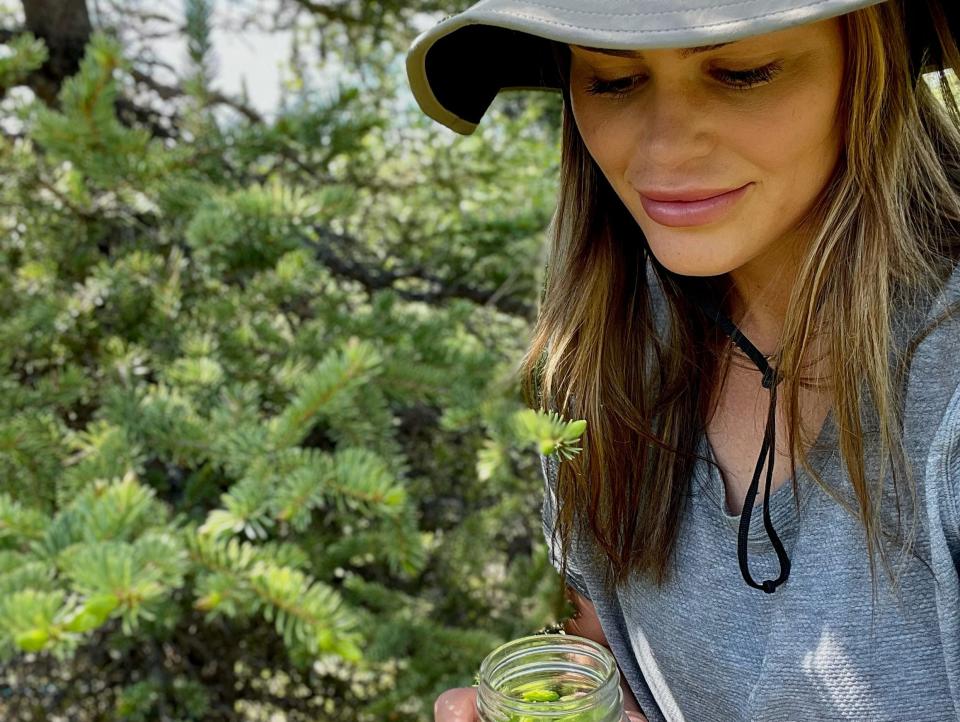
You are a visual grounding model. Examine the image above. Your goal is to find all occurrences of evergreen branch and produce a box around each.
[0,559,54,598]
[56,533,187,625]
[59,421,145,506]
[200,475,275,541]
[0,588,65,652]
[187,532,363,661]
[272,463,332,531]
[0,493,49,544]
[307,225,535,318]
[186,532,261,576]
[329,447,405,513]
[0,33,48,89]
[378,505,427,577]
[512,409,588,462]
[129,67,264,124]
[247,563,363,661]
[69,472,166,542]
[206,383,271,479]
[268,337,382,449]
[271,447,406,531]
[187,534,261,617]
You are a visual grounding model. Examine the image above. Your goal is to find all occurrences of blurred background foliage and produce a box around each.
[0,0,576,719]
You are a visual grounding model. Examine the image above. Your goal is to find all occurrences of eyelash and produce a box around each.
[583,61,784,98]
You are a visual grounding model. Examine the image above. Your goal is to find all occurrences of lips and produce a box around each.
[638,187,745,202]
[637,183,753,227]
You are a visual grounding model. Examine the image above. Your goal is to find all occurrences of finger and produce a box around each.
[434,686,479,721]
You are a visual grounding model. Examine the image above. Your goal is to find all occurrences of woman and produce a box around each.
[406,1,960,720]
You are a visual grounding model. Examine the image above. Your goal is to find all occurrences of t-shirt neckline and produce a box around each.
[696,406,839,542]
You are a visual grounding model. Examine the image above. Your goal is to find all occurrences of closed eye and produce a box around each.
[582,61,784,99]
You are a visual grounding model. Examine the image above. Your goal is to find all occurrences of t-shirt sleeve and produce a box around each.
[940,381,960,533]
[539,451,592,600]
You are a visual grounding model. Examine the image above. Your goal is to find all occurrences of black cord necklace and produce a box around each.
[693,295,791,594]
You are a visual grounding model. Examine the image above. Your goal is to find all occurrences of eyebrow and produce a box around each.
[572,42,736,59]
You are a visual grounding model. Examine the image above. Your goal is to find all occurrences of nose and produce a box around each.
[632,80,713,172]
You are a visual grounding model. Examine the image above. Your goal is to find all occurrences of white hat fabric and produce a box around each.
[405,0,956,135]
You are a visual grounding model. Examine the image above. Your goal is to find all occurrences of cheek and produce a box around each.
[575,112,632,189]
[569,81,636,169]
[571,97,614,160]
[740,78,844,211]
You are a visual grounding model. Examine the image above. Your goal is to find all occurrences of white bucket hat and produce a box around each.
[406,0,958,136]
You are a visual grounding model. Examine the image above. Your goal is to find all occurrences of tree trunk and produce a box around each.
[20,0,92,104]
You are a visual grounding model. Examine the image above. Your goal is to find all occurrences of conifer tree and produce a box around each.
[0,3,576,720]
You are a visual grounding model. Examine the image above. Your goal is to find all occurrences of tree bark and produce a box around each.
[20,0,92,104]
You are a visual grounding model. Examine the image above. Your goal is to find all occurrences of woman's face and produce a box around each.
[567,18,846,291]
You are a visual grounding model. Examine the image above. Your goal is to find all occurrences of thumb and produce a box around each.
[434,686,479,721]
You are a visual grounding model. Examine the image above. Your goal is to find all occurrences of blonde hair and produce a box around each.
[521,0,960,606]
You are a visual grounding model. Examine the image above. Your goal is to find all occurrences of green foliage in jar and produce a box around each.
[499,679,610,722]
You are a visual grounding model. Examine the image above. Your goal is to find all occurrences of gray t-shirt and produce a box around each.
[540,259,960,721]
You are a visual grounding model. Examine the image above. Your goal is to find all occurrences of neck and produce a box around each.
[719,278,788,358]
[723,226,815,355]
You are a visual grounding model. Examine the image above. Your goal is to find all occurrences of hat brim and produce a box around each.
[406,0,956,135]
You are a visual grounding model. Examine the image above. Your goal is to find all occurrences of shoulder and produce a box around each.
[904,261,960,525]
[922,377,960,538]
[905,261,960,395]
[918,259,960,335]
[930,382,960,479]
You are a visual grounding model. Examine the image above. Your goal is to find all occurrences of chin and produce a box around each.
[643,233,741,278]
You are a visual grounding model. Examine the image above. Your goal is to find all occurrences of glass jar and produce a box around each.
[475,633,626,722]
